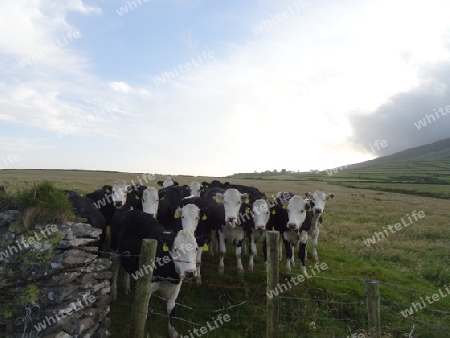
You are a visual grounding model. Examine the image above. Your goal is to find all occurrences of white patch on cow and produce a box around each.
[112,180,128,208]
[286,195,308,230]
[172,229,198,279]
[189,181,201,197]
[142,187,159,217]
[175,204,200,233]
[162,176,175,188]
[216,188,249,228]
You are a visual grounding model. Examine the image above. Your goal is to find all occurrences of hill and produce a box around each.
[349,137,450,169]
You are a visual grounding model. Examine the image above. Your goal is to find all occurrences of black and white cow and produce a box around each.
[248,198,272,271]
[157,185,191,231]
[269,193,314,274]
[178,197,212,285]
[66,190,107,251]
[305,190,334,262]
[116,205,198,338]
[86,184,116,228]
[204,187,251,274]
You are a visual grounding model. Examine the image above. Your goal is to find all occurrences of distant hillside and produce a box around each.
[349,137,450,169]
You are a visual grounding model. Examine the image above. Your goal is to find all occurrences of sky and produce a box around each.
[1,0,450,177]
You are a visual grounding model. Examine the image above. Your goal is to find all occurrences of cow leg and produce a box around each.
[166,283,182,338]
[298,230,308,276]
[218,230,226,274]
[248,233,256,271]
[290,244,295,267]
[311,226,320,262]
[236,238,244,274]
[283,237,293,272]
[196,247,203,286]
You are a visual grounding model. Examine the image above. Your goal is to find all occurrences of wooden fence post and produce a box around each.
[266,231,280,338]
[131,239,157,338]
[366,280,381,338]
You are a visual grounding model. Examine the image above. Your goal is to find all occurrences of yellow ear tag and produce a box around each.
[106,189,111,193]
[282,205,287,209]
[135,195,140,200]
[215,197,221,204]
[244,198,250,204]
[174,213,180,219]
[245,208,250,214]
[201,214,208,221]
[271,210,277,215]
[163,243,169,251]
[160,196,165,201]
[203,243,209,251]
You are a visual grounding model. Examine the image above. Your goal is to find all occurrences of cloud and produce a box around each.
[348,61,450,156]
[109,81,134,93]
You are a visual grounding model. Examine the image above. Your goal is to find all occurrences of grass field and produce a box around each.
[0,169,449,337]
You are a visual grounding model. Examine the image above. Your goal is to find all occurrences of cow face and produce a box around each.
[111,180,128,208]
[189,181,201,197]
[252,199,270,230]
[214,189,249,228]
[172,230,198,279]
[286,195,308,230]
[142,187,159,217]
[174,204,200,232]
[306,190,334,216]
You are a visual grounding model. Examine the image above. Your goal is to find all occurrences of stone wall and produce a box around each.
[0,210,111,337]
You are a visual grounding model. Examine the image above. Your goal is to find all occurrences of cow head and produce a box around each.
[213,188,249,228]
[286,195,309,230]
[174,204,200,232]
[189,181,202,197]
[305,190,334,217]
[111,180,128,208]
[252,199,271,230]
[142,187,159,217]
[172,229,198,280]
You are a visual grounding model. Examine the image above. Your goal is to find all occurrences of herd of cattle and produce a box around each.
[67,178,334,337]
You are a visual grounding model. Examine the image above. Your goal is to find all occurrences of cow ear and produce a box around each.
[174,207,182,219]
[306,192,313,199]
[159,191,167,201]
[326,193,334,201]
[213,193,224,204]
[241,193,250,204]
[174,181,179,186]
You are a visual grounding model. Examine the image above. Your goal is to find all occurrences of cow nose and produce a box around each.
[256,225,265,230]
[148,213,155,218]
[314,208,322,214]
[288,223,297,230]
[115,201,123,207]
[227,217,236,222]
[184,270,196,279]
